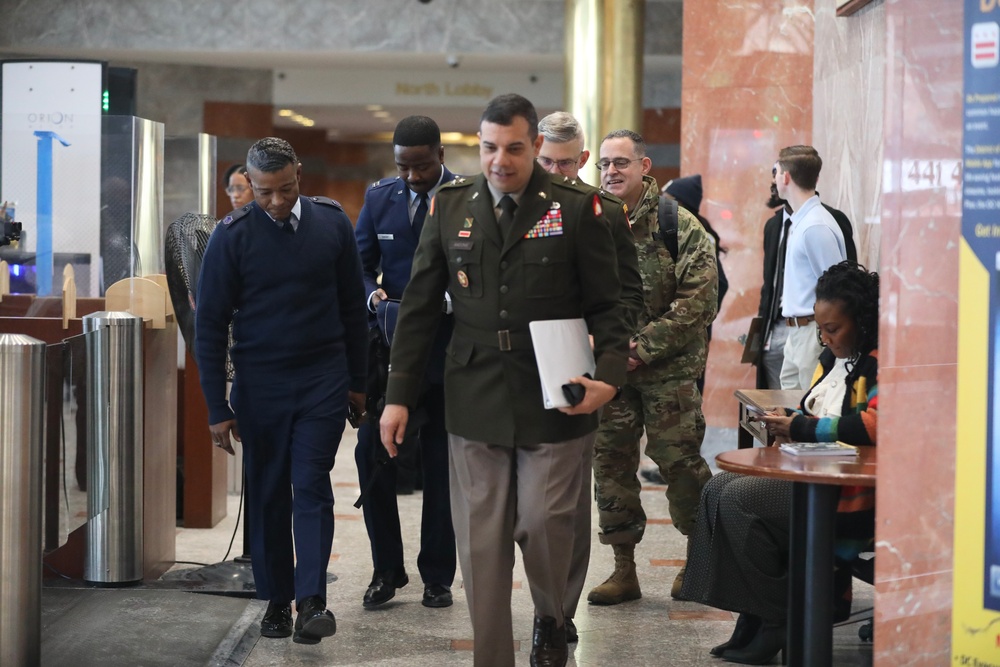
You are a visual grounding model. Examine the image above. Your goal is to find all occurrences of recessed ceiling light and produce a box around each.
[278,109,293,117]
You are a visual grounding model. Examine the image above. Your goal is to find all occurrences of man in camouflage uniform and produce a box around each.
[588,129,719,605]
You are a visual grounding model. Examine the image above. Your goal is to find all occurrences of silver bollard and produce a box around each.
[0,334,45,667]
[82,311,144,585]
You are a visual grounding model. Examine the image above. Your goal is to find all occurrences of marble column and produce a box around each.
[874,1,962,662]
[566,0,644,188]
[679,0,816,425]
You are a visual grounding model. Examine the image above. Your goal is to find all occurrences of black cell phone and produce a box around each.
[561,372,593,407]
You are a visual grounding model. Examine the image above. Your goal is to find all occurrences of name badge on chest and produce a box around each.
[377,233,394,240]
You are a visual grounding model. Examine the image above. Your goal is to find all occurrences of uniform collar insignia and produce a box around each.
[471,191,479,199]
[539,191,547,199]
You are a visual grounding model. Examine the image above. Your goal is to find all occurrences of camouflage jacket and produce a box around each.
[628,175,718,383]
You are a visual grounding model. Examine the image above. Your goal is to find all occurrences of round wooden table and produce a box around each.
[715,446,876,667]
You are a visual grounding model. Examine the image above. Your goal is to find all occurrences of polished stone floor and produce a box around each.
[171,426,874,666]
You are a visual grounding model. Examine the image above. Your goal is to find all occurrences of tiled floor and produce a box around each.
[171,426,874,666]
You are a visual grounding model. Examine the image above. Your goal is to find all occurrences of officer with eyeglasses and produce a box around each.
[536,111,643,643]
[588,129,719,607]
[224,163,254,210]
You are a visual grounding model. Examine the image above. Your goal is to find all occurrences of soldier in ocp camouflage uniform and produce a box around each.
[588,129,719,606]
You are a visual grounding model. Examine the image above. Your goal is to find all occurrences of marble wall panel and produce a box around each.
[0,0,682,58]
[680,0,815,425]
[874,0,962,663]
[812,0,885,269]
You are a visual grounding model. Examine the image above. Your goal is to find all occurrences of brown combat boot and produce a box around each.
[670,565,686,599]
[587,543,641,605]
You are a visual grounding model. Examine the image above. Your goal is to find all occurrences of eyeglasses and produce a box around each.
[225,185,248,195]
[537,155,581,170]
[595,157,641,171]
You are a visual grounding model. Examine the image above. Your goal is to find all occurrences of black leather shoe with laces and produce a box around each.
[293,596,337,645]
[363,570,409,608]
[421,583,453,608]
[260,601,292,639]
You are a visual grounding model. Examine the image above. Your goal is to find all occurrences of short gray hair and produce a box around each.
[246,137,298,173]
[539,111,586,147]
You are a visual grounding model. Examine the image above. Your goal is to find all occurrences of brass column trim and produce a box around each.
[565,0,644,187]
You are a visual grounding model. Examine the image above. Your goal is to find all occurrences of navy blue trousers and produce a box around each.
[355,383,456,586]
[231,371,348,606]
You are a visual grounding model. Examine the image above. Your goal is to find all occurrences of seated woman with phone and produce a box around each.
[677,261,879,665]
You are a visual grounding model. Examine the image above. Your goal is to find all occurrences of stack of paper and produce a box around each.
[529,318,596,410]
[779,442,859,457]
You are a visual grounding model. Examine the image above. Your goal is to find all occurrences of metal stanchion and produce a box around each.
[82,311,144,586]
[0,334,46,667]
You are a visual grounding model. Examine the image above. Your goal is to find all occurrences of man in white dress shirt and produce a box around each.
[773,145,846,390]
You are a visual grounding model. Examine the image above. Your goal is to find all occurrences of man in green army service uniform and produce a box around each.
[536,110,643,644]
[380,94,630,667]
[587,129,719,607]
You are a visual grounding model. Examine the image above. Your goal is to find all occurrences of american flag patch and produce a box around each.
[524,207,564,238]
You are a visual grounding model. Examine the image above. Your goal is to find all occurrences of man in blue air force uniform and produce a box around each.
[353,115,458,610]
[195,137,368,646]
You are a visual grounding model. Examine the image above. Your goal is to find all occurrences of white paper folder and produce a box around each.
[529,318,597,410]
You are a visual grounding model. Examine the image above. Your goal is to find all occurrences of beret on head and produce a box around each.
[665,174,703,214]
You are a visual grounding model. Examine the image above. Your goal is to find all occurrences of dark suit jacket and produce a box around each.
[385,164,630,446]
[355,167,456,384]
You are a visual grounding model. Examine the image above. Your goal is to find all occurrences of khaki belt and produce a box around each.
[453,322,532,352]
[784,315,815,327]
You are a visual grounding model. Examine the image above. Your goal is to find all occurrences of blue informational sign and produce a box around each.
[963,0,1000,615]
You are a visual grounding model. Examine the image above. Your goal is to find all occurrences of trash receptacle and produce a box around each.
[82,311,144,585]
[0,333,45,667]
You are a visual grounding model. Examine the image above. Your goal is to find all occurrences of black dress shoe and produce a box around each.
[363,570,409,608]
[260,601,292,638]
[710,613,762,656]
[721,620,785,665]
[421,583,453,608]
[564,618,578,643]
[293,595,337,645]
[530,616,568,667]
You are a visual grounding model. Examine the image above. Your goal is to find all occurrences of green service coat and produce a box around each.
[385,163,630,447]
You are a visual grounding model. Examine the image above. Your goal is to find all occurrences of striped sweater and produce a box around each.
[790,348,878,520]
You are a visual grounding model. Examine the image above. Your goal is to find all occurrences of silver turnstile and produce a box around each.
[82,311,144,585]
[0,334,46,667]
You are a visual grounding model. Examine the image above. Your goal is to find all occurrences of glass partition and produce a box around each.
[0,114,166,297]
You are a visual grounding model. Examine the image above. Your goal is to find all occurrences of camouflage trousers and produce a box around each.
[593,377,711,543]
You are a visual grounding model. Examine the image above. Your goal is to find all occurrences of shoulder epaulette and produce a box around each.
[440,176,474,190]
[368,178,396,191]
[552,176,592,195]
[310,196,344,211]
[220,204,253,228]
[597,188,625,206]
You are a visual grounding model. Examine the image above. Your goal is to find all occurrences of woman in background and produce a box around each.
[678,261,879,665]
[224,163,254,210]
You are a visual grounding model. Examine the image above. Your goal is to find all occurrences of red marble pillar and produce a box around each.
[680,0,816,426]
[874,1,962,662]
